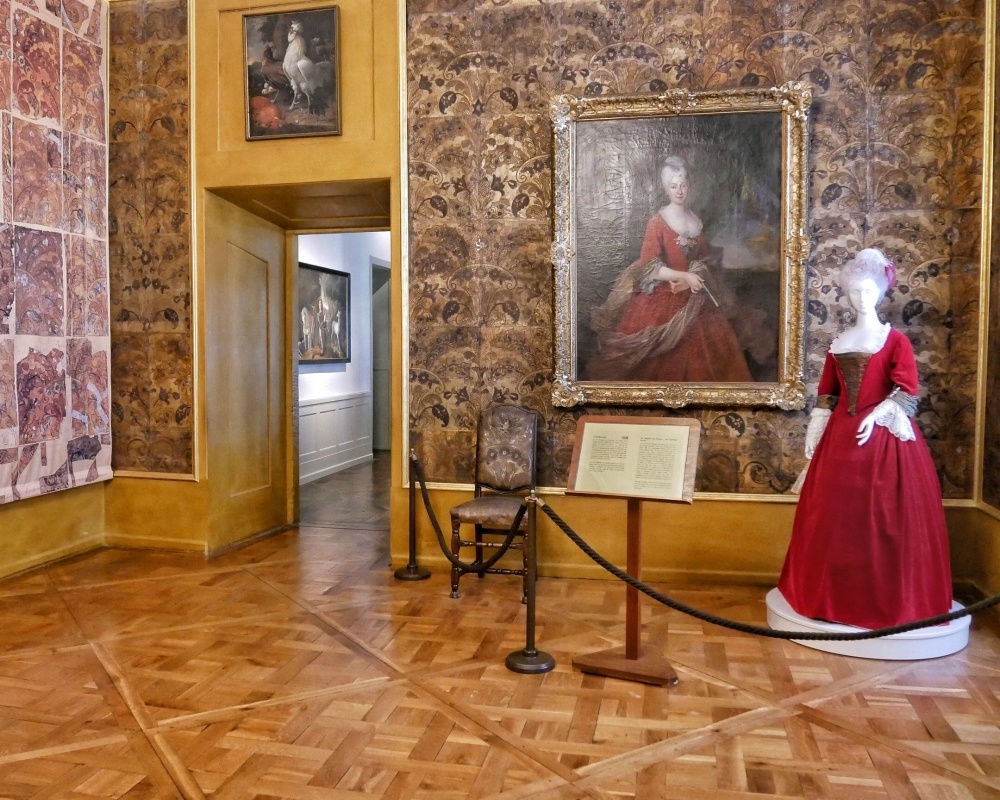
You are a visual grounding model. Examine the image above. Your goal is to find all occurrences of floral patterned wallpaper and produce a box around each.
[406,0,984,497]
[0,0,112,503]
[107,0,192,473]
[982,25,1000,510]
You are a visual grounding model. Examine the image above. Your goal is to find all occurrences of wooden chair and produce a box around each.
[450,405,538,602]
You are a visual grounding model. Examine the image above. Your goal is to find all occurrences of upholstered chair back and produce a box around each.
[475,405,538,493]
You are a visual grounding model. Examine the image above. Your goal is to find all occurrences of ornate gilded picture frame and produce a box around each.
[551,83,810,409]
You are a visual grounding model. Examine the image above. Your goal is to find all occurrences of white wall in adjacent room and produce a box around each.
[296,231,391,482]
[297,231,389,402]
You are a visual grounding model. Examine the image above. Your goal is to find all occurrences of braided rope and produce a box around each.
[537,498,1000,641]
[411,456,525,575]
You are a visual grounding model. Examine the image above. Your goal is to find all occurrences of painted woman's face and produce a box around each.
[665,174,689,206]
[848,276,882,316]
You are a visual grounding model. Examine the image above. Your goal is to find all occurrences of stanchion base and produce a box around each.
[573,646,679,687]
[506,649,556,674]
[394,565,431,581]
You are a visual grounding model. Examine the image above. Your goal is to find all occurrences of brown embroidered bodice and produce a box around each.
[833,352,872,415]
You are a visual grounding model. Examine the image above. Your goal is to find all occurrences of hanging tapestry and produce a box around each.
[0,0,112,502]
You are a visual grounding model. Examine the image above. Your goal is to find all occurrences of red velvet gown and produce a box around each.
[588,215,752,382]
[777,328,953,629]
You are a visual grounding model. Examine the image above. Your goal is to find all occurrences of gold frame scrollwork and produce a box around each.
[551,82,811,410]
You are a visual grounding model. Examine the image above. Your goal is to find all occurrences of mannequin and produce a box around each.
[777,248,953,630]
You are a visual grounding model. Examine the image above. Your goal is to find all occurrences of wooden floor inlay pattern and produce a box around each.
[156,682,557,799]
[0,467,999,797]
[577,709,996,800]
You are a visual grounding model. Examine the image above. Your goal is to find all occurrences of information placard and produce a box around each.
[566,417,700,503]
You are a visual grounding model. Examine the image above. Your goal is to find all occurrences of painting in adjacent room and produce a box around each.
[298,262,351,364]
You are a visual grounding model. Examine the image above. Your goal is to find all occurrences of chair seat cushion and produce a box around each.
[450,495,528,529]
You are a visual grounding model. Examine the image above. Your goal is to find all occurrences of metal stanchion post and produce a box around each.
[395,450,431,581]
[505,492,556,674]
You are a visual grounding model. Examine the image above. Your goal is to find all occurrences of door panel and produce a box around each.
[371,267,391,451]
[204,192,287,546]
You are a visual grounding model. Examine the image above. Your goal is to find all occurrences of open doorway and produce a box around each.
[296,230,391,531]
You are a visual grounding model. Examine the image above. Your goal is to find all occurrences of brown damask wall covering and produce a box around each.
[0,0,112,503]
[107,0,193,473]
[407,0,984,497]
[982,27,1000,510]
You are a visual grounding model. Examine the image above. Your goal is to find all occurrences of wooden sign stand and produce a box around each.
[566,417,700,688]
[572,496,678,686]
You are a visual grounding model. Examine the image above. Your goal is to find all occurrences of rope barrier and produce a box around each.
[410,456,526,575]
[409,452,1000,642]
[536,498,1000,641]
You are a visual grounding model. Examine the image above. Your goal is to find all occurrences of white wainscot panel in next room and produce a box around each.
[299,393,373,484]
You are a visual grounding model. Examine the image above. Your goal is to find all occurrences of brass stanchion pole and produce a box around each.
[395,450,431,581]
[505,493,555,674]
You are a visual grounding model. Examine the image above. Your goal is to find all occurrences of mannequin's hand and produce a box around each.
[857,413,876,446]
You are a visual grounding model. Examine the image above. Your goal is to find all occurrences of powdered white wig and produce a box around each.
[660,156,689,188]
[840,248,897,301]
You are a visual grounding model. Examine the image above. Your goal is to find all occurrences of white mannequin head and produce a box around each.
[848,277,882,318]
[840,248,895,307]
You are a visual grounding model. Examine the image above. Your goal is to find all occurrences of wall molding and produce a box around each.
[300,390,371,407]
[112,471,198,482]
[104,533,206,552]
[403,480,977,507]
[976,501,1000,523]
[299,393,373,484]
[975,0,997,507]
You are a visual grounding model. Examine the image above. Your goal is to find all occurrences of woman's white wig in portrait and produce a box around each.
[840,247,898,301]
[660,156,689,187]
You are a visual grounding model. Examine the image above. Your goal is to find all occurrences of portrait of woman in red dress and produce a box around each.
[777,248,953,629]
[585,157,753,383]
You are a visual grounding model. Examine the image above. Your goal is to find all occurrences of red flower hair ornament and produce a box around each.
[884,260,897,290]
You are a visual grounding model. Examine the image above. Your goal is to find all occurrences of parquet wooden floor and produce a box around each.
[1,492,999,797]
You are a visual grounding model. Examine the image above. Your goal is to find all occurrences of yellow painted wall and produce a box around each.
[104,477,208,551]
[97,0,403,554]
[192,0,400,190]
[0,485,105,580]
[392,488,798,586]
[950,507,1000,596]
[392,488,987,590]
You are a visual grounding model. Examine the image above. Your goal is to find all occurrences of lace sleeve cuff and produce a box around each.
[887,386,918,417]
[872,391,916,442]
[815,394,838,411]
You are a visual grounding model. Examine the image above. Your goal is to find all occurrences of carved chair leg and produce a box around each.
[450,517,462,598]
[475,525,484,579]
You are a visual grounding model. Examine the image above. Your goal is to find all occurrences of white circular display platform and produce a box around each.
[765,588,970,660]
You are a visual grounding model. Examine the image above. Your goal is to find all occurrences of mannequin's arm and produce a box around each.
[804,407,831,459]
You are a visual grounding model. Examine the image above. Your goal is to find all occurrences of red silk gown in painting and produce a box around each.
[777,328,953,629]
[585,214,752,382]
